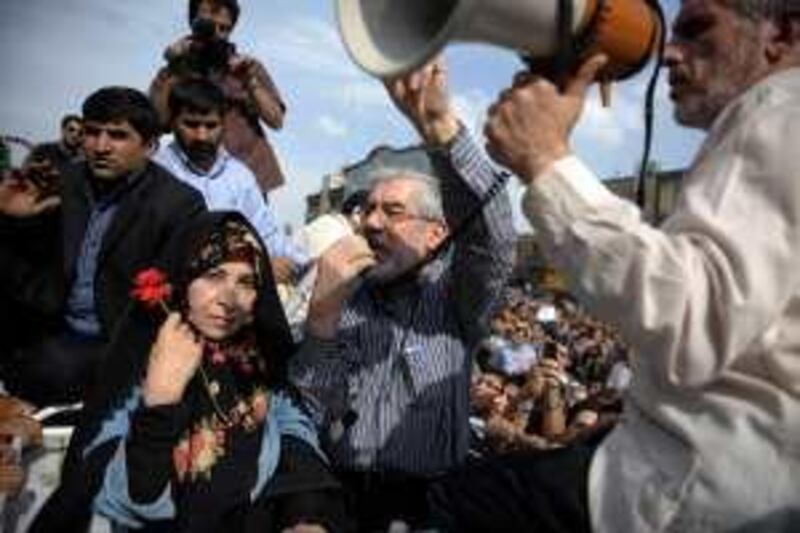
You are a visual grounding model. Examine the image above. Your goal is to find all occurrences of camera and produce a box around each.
[181,17,236,75]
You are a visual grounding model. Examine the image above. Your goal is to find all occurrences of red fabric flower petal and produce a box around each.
[131,268,172,309]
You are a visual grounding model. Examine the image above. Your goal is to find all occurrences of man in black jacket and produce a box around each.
[0,87,206,406]
[25,114,85,179]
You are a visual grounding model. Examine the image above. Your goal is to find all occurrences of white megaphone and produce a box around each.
[335,0,661,81]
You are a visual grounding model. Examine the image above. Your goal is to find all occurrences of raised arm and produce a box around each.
[230,55,286,130]
[486,55,800,389]
[384,58,515,340]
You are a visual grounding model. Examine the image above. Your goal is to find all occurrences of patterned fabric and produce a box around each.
[185,218,267,286]
[88,388,322,528]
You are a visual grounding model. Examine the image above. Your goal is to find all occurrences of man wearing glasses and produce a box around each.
[290,58,515,531]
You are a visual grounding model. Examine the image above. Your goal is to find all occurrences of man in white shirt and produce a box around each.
[429,0,800,531]
[152,78,305,277]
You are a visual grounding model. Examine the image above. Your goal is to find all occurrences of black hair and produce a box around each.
[81,87,160,142]
[188,0,240,25]
[60,114,82,129]
[340,190,368,216]
[167,78,227,121]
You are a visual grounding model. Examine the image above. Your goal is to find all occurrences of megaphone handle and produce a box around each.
[599,80,612,107]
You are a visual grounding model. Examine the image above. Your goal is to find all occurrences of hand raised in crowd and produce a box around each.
[143,313,204,407]
[0,396,35,420]
[164,35,194,62]
[230,54,285,129]
[537,356,568,388]
[0,175,60,217]
[484,53,608,183]
[0,416,42,449]
[229,54,260,84]
[307,235,375,339]
[384,56,461,146]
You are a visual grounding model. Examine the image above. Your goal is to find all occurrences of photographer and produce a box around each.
[150,0,286,192]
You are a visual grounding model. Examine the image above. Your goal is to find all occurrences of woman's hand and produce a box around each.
[143,313,204,407]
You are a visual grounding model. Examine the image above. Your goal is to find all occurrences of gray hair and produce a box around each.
[367,167,445,222]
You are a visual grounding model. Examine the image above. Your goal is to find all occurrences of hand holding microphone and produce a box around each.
[307,235,376,339]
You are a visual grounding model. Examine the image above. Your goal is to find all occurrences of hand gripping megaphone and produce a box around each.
[335,0,662,81]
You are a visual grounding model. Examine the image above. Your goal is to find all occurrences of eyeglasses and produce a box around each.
[362,203,438,226]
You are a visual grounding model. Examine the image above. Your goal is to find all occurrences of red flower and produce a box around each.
[131,268,172,310]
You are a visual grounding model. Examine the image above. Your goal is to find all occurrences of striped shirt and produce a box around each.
[290,129,514,475]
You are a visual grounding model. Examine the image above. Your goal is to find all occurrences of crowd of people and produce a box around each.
[2,0,800,531]
[470,287,629,455]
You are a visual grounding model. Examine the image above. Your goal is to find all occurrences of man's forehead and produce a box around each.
[198,1,233,21]
[179,109,223,121]
[84,119,134,131]
[368,178,416,203]
[83,120,144,143]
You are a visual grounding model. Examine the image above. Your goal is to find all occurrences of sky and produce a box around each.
[0,0,703,233]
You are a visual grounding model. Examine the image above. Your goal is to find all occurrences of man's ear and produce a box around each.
[146,138,159,157]
[765,17,800,64]
[426,221,449,251]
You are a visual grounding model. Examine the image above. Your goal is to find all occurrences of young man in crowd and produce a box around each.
[152,78,306,279]
[429,0,800,530]
[0,87,205,406]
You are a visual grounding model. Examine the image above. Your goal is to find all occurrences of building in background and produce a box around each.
[304,144,434,221]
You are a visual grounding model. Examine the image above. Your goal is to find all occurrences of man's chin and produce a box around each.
[362,264,394,285]
[185,146,217,165]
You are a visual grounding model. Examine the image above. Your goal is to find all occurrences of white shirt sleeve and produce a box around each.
[522,103,800,390]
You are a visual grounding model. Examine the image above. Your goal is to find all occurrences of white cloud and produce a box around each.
[577,81,644,149]
[255,17,362,79]
[336,80,389,110]
[316,115,349,137]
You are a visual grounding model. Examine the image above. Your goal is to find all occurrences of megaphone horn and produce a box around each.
[335,0,662,80]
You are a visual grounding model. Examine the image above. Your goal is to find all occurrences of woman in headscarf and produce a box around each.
[72,211,345,532]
